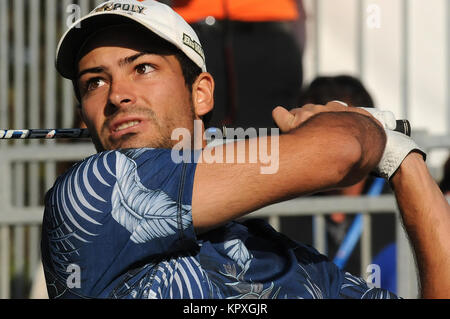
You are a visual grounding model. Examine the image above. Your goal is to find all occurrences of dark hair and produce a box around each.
[299,75,375,108]
[174,50,202,92]
[173,50,212,126]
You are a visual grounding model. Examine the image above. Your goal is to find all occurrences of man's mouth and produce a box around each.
[114,120,141,132]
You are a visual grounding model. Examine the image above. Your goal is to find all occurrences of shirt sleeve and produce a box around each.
[41,148,198,298]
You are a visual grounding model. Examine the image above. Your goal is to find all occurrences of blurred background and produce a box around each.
[0,0,449,299]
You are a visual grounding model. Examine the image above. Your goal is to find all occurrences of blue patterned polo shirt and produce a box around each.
[41,148,398,299]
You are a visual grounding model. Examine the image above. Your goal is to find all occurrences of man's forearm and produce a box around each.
[193,109,386,230]
[390,152,450,298]
[297,111,386,187]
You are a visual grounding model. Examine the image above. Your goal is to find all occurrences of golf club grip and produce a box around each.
[394,119,411,137]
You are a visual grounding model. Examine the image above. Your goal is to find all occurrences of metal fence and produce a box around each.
[0,0,449,299]
[0,0,103,299]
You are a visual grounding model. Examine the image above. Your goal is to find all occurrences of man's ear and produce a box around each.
[192,72,214,118]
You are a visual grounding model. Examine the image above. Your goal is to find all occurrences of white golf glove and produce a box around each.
[358,106,427,180]
[335,103,427,179]
[374,130,426,180]
[359,107,397,131]
[333,103,397,130]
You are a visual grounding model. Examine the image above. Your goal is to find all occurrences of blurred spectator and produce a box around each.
[282,75,397,291]
[169,0,306,129]
[440,156,450,195]
[298,75,375,107]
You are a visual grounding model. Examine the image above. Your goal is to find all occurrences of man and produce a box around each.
[41,0,450,299]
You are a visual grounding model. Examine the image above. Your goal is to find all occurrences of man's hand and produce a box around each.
[272,101,384,133]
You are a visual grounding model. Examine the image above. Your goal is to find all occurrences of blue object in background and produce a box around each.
[332,177,385,269]
[372,242,397,294]
[332,177,397,293]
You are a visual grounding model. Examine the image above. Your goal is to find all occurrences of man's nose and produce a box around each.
[108,78,137,108]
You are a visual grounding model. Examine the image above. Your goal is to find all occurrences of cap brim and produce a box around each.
[56,12,168,79]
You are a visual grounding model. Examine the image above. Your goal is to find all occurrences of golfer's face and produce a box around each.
[76,28,195,152]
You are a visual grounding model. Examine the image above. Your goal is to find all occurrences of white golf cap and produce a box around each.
[56,0,206,79]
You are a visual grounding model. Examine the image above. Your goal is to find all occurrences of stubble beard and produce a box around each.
[95,102,196,152]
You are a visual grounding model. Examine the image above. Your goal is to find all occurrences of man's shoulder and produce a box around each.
[53,148,177,183]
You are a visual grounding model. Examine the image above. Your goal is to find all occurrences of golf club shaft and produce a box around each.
[0,120,411,140]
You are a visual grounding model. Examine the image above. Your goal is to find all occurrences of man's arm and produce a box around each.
[390,152,450,298]
[192,102,386,230]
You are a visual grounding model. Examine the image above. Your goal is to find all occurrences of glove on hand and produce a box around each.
[359,107,397,131]
[357,106,426,179]
[374,130,427,180]
[333,103,426,179]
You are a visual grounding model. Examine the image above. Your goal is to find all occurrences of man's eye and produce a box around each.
[136,63,155,75]
[86,78,105,91]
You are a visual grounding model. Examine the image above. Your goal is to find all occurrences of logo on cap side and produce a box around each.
[182,33,205,62]
[94,2,145,14]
